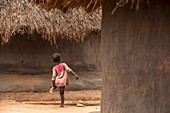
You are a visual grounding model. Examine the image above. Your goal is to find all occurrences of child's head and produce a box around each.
[52,53,62,63]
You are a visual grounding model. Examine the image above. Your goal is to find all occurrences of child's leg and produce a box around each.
[49,81,57,94]
[59,86,65,107]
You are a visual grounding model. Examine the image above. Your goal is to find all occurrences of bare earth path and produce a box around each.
[0,102,100,113]
[0,90,101,113]
[0,73,101,113]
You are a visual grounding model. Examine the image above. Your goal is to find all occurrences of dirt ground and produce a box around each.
[0,103,100,113]
[0,72,101,113]
[0,90,101,113]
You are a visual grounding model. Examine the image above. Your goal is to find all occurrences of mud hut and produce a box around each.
[28,0,169,113]
[0,0,102,74]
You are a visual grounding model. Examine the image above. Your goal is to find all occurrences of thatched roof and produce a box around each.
[0,0,101,45]
[28,0,150,13]
[29,0,103,13]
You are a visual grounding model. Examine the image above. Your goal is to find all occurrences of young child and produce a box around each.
[49,53,79,107]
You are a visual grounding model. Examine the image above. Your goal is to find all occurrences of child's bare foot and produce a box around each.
[60,105,64,108]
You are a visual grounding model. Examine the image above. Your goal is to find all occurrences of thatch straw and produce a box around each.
[111,0,150,14]
[29,0,103,13]
[0,0,101,45]
[28,0,150,13]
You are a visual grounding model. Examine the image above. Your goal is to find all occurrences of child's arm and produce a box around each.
[49,68,57,93]
[63,63,79,79]
[51,67,57,87]
[70,69,79,79]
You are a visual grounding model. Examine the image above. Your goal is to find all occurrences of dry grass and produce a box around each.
[29,0,150,12]
[0,0,101,45]
[29,0,103,13]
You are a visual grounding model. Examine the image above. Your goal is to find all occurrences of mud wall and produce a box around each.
[101,0,170,113]
[0,33,101,74]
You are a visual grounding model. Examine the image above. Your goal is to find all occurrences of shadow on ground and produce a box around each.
[0,71,101,92]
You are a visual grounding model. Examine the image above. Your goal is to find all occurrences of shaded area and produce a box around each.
[0,72,101,92]
[0,33,101,74]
